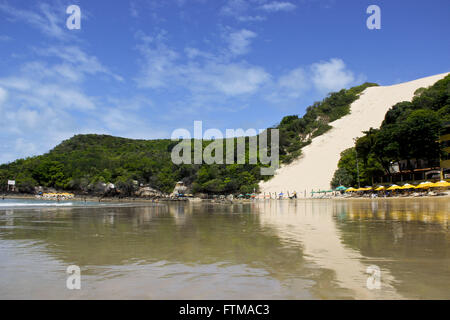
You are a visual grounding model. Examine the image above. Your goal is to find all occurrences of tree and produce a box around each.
[331,167,354,188]
[400,109,442,162]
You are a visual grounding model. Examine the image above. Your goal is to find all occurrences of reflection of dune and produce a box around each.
[257,200,403,299]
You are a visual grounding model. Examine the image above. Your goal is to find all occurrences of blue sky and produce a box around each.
[0,0,449,164]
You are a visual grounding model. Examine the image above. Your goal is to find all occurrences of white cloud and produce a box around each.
[190,62,270,96]
[266,58,362,104]
[258,1,297,12]
[0,77,97,139]
[102,108,143,132]
[310,58,356,92]
[135,30,269,96]
[221,0,296,22]
[0,2,67,39]
[0,77,31,91]
[228,29,257,56]
[34,85,96,110]
[278,67,310,98]
[0,87,7,106]
[130,1,139,18]
[36,46,124,82]
[238,15,266,22]
[14,138,39,156]
[220,0,249,16]
[15,109,40,128]
[136,42,179,89]
[185,47,215,60]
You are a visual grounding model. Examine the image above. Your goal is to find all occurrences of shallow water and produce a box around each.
[0,198,448,299]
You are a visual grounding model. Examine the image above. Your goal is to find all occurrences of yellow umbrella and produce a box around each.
[387,184,401,191]
[345,187,357,192]
[431,180,450,188]
[400,183,415,189]
[415,181,433,189]
[375,186,385,191]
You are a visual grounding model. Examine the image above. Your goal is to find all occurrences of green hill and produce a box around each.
[0,82,378,195]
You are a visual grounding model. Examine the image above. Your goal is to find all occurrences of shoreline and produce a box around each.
[2,193,449,204]
[0,194,164,203]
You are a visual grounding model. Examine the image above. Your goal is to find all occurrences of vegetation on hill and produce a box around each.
[0,82,378,196]
[331,74,450,188]
[277,82,378,163]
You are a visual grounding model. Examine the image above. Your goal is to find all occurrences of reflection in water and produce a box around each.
[333,199,449,299]
[257,200,401,299]
[0,198,448,299]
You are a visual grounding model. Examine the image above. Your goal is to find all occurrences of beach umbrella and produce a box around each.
[400,183,415,189]
[431,180,450,188]
[335,186,347,191]
[375,186,385,191]
[415,181,433,189]
[387,184,401,191]
[345,187,357,192]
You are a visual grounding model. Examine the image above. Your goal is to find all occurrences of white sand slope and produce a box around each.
[260,72,449,195]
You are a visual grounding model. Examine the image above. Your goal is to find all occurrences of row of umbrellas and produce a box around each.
[342,180,450,192]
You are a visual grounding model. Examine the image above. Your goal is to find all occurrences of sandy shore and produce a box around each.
[260,72,449,195]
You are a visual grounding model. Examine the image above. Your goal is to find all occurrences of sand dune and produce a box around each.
[260,73,449,195]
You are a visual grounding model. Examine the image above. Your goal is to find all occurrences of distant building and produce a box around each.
[440,121,450,179]
[387,158,441,182]
[383,122,450,182]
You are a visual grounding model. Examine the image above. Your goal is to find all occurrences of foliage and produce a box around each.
[277,82,378,163]
[332,74,450,187]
